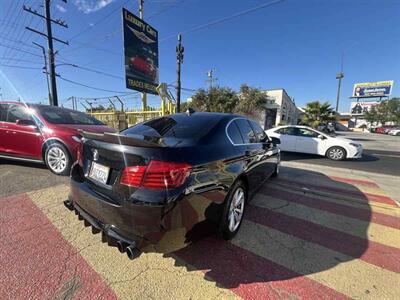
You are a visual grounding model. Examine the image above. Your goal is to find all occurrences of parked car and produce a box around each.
[266,125,363,160]
[375,126,396,134]
[388,128,400,136]
[0,102,116,175]
[65,112,280,258]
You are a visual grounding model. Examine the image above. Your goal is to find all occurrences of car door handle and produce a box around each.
[0,125,8,129]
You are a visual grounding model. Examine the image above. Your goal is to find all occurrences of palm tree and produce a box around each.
[302,101,337,128]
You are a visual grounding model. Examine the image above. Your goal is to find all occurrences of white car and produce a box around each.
[266,125,363,160]
[388,129,400,136]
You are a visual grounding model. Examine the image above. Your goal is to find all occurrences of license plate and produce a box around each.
[89,162,110,185]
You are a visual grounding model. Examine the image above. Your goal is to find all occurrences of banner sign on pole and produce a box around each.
[352,81,394,98]
[122,8,159,94]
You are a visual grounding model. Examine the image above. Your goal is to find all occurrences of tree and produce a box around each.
[235,84,269,119]
[364,98,400,125]
[182,85,268,118]
[183,87,238,113]
[302,101,336,128]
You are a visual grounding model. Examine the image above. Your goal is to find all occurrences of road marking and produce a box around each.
[275,177,396,205]
[273,184,399,217]
[246,203,400,272]
[260,187,400,229]
[0,193,117,300]
[27,185,239,300]
[174,237,349,300]
[252,193,400,249]
[234,220,400,299]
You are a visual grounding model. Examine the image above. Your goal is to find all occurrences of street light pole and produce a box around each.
[336,72,344,112]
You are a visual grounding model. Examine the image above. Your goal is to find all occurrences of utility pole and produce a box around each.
[206,69,217,90]
[176,33,184,112]
[138,0,147,111]
[23,1,68,106]
[33,42,51,104]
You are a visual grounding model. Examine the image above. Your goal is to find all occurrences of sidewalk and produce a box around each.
[282,161,400,205]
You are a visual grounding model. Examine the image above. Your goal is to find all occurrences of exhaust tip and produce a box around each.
[126,245,140,260]
[116,241,127,253]
[63,199,74,211]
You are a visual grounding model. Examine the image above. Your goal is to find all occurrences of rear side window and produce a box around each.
[122,115,220,140]
[249,120,267,142]
[227,121,244,144]
[276,127,296,135]
[235,119,257,144]
[0,104,8,122]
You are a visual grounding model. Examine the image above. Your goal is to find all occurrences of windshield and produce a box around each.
[36,106,104,125]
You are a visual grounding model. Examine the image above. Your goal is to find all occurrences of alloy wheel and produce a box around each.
[47,146,67,173]
[329,148,344,160]
[228,187,245,232]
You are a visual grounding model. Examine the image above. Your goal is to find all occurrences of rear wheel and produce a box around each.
[219,180,246,240]
[45,143,71,176]
[326,146,346,161]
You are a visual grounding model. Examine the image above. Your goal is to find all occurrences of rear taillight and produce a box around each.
[120,160,191,189]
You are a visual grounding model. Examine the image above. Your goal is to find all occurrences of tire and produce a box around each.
[326,146,346,161]
[271,162,280,177]
[219,180,247,240]
[45,143,71,176]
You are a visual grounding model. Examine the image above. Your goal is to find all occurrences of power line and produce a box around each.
[0,43,42,57]
[0,63,43,70]
[58,76,130,93]
[160,0,284,42]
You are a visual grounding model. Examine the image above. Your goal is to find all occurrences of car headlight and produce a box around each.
[72,135,82,142]
[349,143,361,147]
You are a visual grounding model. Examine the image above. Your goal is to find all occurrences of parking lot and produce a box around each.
[1,132,399,299]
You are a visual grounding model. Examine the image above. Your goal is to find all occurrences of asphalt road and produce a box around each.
[0,159,68,198]
[281,131,400,176]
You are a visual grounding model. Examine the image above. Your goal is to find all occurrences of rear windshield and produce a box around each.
[37,106,104,125]
[121,115,220,141]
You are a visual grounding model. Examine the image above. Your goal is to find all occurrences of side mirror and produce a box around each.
[16,119,36,127]
[318,134,327,140]
[270,137,281,145]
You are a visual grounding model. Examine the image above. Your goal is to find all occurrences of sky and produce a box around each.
[0,0,399,112]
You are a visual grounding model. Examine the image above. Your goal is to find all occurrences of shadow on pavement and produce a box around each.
[152,167,372,288]
[0,158,47,170]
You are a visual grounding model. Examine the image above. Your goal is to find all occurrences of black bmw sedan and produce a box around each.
[66,112,280,258]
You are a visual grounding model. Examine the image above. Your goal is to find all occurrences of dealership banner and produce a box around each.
[352,81,393,98]
[350,101,379,115]
[122,8,159,94]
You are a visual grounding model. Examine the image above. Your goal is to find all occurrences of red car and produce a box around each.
[129,56,156,81]
[375,126,396,134]
[0,102,116,175]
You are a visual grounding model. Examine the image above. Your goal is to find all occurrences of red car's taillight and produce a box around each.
[120,160,192,189]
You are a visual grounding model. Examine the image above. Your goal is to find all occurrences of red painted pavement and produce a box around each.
[0,193,117,300]
[261,188,400,229]
[173,237,349,300]
[275,178,398,206]
[246,205,400,273]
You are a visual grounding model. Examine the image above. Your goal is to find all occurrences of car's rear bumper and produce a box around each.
[69,178,168,248]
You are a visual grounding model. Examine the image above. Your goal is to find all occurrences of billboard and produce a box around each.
[352,81,393,98]
[350,101,379,115]
[122,8,159,94]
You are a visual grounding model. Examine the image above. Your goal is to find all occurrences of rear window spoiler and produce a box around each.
[81,131,164,148]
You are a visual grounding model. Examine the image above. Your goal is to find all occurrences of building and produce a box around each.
[262,88,301,129]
